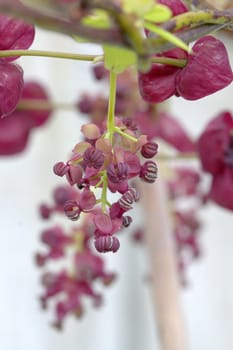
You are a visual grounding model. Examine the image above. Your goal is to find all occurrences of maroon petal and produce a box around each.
[66,164,83,185]
[197,111,233,174]
[94,214,113,235]
[138,64,178,103]
[0,62,24,117]
[21,81,52,127]
[79,188,96,211]
[124,152,141,177]
[154,112,196,152]
[209,167,233,211]
[138,48,188,103]
[176,36,233,100]
[0,15,35,62]
[0,111,30,155]
[158,0,188,16]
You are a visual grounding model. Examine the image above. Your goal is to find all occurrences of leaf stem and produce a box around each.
[157,152,197,161]
[151,56,187,67]
[0,49,100,61]
[114,127,138,142]
[101,171,108,213]
[106,70,117,143]
[17,99,75,111]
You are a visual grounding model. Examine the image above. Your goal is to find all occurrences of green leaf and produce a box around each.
[122,0,155,16]
[103,45,137,73]
[144,22,190,52]
[143,4,172,23]
[81,10,111,29]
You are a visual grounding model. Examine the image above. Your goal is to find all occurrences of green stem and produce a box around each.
[114,126,138,142]
[157,153,197,161]
[151,56,187,68]
[99,70,118,213]
[0,49,100,61]
[17,99,75,111]
[101,171,108,213]
[106,70,117,143]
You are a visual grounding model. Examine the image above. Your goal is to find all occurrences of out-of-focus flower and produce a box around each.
[197,111,233,211]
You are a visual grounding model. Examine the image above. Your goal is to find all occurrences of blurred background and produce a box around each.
[1,27,233,350]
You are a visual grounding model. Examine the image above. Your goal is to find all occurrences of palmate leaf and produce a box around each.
[103,45,137,73]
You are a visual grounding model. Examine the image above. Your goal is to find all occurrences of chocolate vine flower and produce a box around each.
[0,15,35,117]
[197,111,233,211]
[158,0,188,16]
[21,81,52,127]
[0,15,35,62]
[37,185,116,328]
[0,110,30,155]
[0,62,24,117]
[139,36,233,102]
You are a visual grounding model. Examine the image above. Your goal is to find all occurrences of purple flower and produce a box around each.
[0,62,24,117]
[140,161,158,183]
[0,15,35,62]
[158,0,188,16]
[0,110,31,155]
[21,81,52,127]
[197,111,233,211]
[83,146,104,169]
[139,36,233,102]
[107,162,128,183]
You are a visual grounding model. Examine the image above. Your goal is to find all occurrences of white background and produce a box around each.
[1,27,233,350]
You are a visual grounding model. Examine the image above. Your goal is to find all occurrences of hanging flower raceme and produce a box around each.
[197,111,233,211]
[36,185,116,329]
[138,36,233,103]
[53,117,159,253]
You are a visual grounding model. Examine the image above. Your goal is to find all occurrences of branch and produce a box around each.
[0,1,233,61]
[0,0,127,47]
[140,179,188,350]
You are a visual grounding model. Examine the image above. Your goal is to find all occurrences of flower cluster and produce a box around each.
[131,166,203,285]
[37,185,116,329]
[53,117,158,253]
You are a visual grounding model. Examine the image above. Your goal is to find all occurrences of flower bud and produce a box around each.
[122,215,133,227]
[118,187,139,210]
[107,162,128,183]
[83,147,104,169]
[53,162,69,177]
[140,161,158,183]
[141,142,158,158]
[94,235,120,253]
[64,200,80,221]
[0,62,24,117]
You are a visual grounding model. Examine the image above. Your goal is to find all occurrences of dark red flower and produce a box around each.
[158,0,188,16]
[197,111,233,211]
[139,36,233,102]
[0,111,31,155]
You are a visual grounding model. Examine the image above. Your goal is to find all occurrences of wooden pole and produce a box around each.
[140,178,188,350]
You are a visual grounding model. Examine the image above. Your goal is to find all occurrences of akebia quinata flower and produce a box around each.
[197,111,233,211]
[139,36,233,102]
[158,0,188,16]
[0,15,35,117]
